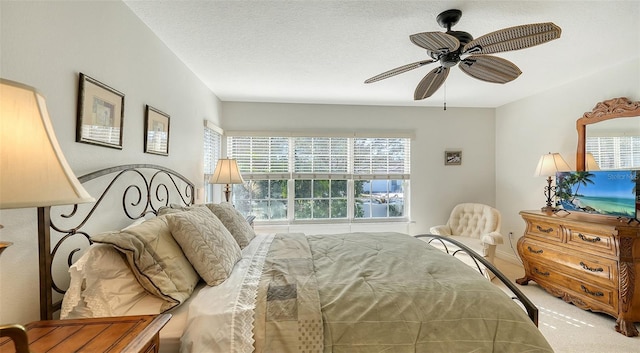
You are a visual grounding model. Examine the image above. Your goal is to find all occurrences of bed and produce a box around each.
[36,164,552,352]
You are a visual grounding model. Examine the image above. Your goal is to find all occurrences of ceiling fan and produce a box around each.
[364,9,561,101]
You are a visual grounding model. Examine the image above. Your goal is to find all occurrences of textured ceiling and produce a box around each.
[124,1,640,108]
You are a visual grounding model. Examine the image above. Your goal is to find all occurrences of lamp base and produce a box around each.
[540,206,556,214]
[223,183,231,203]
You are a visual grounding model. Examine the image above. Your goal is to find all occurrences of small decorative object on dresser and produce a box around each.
[516,210,640,336]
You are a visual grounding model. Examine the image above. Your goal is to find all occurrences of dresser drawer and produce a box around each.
[526,219,562,242]
[520,238,617,286]
[566,225,616,256]
[528,261,617,313]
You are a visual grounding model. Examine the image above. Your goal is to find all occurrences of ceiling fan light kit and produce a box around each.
[365,9,561,101]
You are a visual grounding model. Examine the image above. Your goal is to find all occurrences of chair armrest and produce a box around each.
[481,231,504,245]
[429,225,452,236]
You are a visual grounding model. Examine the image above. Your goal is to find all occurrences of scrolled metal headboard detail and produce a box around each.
[38,164,195,320]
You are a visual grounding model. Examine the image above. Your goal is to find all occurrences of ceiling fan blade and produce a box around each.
[462,22,561,55]
[414,66,449,100]
[459,55,522,83]
[410,32,460,54]
[364,59,435,83]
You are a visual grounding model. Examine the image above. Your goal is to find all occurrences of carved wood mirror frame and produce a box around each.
[576,97,640,171]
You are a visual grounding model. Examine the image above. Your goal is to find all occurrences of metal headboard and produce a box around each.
[37,164,195,320]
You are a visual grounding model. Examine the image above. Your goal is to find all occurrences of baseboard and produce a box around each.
[496,248,522,266]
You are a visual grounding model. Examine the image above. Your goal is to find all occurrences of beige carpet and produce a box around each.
[492,257,639,353]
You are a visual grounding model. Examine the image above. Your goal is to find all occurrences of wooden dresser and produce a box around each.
[517,210,640,336]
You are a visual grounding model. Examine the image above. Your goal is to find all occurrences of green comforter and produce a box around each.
[253,232,553,353]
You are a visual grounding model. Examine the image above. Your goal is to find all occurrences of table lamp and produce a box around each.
[585,152,600,171]
[209,158,244,202]
[534,152,571,213]
[1,78,95,322]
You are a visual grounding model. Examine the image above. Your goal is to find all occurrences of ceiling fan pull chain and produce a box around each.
[443,82,447,110]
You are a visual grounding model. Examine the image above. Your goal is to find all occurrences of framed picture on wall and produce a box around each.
[445,150,462,165]
[144,105,170,156]
[76,73,125,149]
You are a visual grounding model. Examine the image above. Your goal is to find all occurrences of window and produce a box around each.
[587,136,640,169]
[203,121,223,202]
[227,134,410,222]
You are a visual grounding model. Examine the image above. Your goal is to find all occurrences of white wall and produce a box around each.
[495,58,640,262]
[0,1,221,323]
[221,102,497,235]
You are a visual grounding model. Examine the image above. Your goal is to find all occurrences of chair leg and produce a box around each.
[482,243,497,264]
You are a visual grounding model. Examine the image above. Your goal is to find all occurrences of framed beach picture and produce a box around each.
[76,73,124,149]
[144,105,170,156]
[445,150,462,165]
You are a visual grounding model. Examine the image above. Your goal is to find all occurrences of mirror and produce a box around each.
[576,97,640,171]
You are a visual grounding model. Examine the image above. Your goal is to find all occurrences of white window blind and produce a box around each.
[587,136,640,169]
[293,137,349,179]
[204,121,222,202]
[228,136,411,178]
[228,136,289,179]
[353,137,411,179]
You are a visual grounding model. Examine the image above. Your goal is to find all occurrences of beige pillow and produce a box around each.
[205,202,256,248]
[60,244,165,319]
[168,207,242,286]
[91,215,199,312]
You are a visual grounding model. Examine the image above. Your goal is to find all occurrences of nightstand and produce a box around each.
[0,314,171,353]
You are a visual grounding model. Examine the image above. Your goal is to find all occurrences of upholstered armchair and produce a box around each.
[429,203,504,265]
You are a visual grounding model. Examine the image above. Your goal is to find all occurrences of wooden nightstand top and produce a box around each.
[0,314,171,353]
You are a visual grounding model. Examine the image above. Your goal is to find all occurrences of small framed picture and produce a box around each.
[76,73,124,149]
[445,150,462,165]
[144,105,170,156]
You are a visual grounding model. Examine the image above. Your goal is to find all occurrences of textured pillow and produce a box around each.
[205,202,256,248]
[91,215,200,312]
[167,206,242,286]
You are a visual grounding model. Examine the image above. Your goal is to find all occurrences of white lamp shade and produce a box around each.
[209,158,244,184]
[585,153,600,171]
[1,79,94,209]
[534,152,571,177]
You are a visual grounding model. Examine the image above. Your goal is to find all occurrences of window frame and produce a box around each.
[227,132,411,223]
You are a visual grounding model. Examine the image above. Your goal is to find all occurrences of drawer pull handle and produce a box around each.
[534,268,550,277]
[536,225,554,233]
[578,233,601,243]
[527,246,543,254]
[580,262,604,273]
[581,285,604,297]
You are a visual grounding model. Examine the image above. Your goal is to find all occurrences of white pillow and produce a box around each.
[60,244,165,319]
